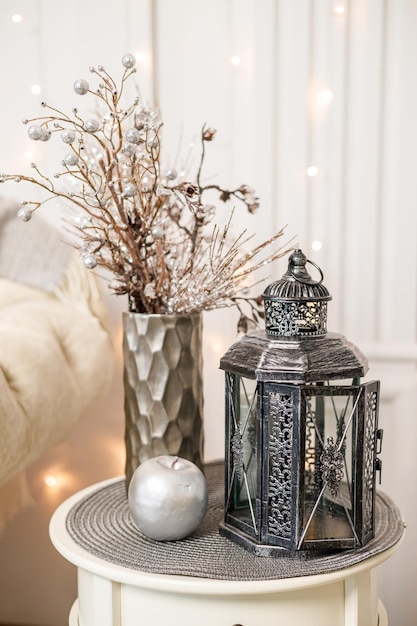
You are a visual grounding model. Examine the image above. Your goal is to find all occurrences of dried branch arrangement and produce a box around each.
[0,54,292,327]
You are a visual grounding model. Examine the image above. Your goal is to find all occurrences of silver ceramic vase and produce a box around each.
[123,311,204,486]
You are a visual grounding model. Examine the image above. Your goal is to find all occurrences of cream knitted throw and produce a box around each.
[0,200,114,532]
[0,201,73,291]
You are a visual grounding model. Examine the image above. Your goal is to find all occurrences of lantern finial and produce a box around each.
[262,249,332,338]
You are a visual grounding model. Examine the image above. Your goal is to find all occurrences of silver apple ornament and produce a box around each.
[128,455,208,541]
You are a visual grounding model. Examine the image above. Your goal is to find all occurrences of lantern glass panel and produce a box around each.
[226,374,259,536]
[301,384,358,547]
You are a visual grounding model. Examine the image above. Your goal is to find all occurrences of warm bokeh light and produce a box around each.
[312,240,322,251]
[12,14,23,23]
[211,340,225,355]
[44,475,57,488]
[229,55,241,66]
[332,3,346,15]
[23,147,38,162]
[31,84,42,95]
[307,165,319,177]
[134,51,151,68]
[321,89,333,104]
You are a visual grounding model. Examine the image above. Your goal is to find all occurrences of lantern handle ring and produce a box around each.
[290,258,324,285]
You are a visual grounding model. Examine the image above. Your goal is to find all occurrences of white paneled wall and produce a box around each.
[0,1,416,625]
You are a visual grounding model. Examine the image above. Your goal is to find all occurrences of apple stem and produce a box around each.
[171,456,179,469]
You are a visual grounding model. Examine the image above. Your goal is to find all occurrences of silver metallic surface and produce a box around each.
[123,312,204,485]
[262,249,331,337]
[220,250,381,556]
[128,455,208,541]
[220,330,369,382]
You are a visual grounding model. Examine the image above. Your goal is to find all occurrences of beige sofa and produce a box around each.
[0,201,114,530]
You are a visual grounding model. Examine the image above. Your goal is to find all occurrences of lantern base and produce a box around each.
[219,521,354,560]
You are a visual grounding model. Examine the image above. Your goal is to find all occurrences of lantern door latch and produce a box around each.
[375,429,383,484]
[375,457,383,484]
[376,428,384,454]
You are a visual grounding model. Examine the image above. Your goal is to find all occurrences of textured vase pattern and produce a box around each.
[123,312,204,485]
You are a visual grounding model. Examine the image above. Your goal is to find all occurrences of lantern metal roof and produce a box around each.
[219,330,368,383]
[262,248,332,303]
[220,248,368,382]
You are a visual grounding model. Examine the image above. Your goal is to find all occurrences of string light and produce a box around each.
[134,51,151,68]
[320,89,333,105]
[23,147,38,162]
[332,3,346,15]
[44,475,57,488]
[12,14,23,23]
[31,84,42,95]
[229,55,241,67]
[212,341,224,355]
[312,240,322,251]
[307,165,319,177]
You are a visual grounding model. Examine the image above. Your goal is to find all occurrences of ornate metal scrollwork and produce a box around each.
[320,436,344,497]
[231,427,244,480]
[263,300,328,337]
[268,392,293,539]
[363,390,378,534]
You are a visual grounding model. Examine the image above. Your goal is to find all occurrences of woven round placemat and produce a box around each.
[66,461,404,581]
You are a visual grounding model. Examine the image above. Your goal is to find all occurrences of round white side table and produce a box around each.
[50,469,404,626]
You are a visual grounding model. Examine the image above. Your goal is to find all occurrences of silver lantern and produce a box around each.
[220,249,383,557]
